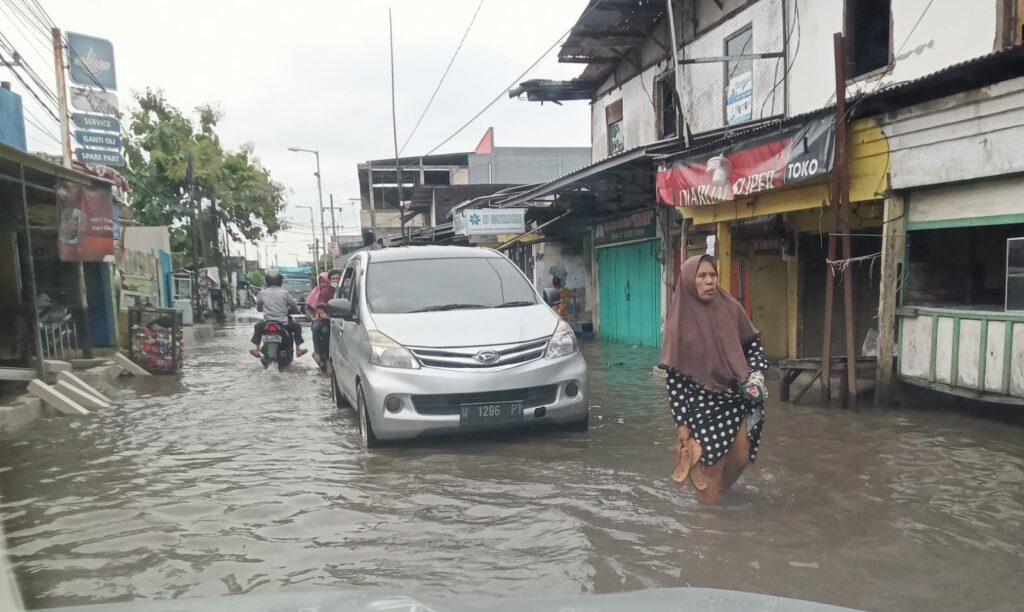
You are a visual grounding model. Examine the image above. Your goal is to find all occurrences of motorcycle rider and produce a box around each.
[249,271,307,358]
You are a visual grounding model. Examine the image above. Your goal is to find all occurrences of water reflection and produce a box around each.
[0,323,1022,610]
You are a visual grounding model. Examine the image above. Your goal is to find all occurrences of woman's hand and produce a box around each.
[676,424,691,446]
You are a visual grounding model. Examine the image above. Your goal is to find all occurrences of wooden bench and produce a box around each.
[777,356,876,407]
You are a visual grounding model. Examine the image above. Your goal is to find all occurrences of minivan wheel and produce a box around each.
[330,361,348,408]
[357,384,380,449]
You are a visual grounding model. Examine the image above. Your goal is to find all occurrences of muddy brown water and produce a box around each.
[1,320,1022,610]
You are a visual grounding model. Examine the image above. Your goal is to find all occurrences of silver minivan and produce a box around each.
[325,246,588,447]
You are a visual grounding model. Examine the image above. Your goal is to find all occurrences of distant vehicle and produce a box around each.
[325,246,588,448]
[277,265,313,320]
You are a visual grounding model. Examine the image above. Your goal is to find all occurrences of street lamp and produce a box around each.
[295,205,320,277]
[288,147,329,269]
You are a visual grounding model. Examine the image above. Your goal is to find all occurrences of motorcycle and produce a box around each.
[260,321,295,369]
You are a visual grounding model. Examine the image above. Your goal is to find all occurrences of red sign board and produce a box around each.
[656,116,834,207]
[57,181,115,262]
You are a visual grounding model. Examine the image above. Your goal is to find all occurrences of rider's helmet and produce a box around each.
[265,271,284,287]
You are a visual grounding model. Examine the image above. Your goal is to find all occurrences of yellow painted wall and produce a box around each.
[751,252,790,360]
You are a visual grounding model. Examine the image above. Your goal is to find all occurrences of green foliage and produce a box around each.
[122,89,286,257]
[246,269,266,286]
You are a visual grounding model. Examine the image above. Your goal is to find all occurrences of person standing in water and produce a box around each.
[660,254,769,504]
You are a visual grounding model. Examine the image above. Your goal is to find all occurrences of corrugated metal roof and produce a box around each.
[559,0,666,82]
[848,43,1024,118]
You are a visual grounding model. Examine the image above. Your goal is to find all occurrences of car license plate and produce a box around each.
[263,335,282,343]
[459,401,524,427]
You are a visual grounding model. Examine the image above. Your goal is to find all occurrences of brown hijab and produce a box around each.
[660,254,760,391]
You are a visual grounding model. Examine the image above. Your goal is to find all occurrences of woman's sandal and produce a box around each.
[672,438,703,483]
[690,462,710,491]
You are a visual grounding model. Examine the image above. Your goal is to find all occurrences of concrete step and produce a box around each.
[111,352,152,376]
[56,371,112,404]
[55,381,111,411]
[26,380,91,416]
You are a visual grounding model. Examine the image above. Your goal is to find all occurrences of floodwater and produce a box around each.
[1,319,1023,611]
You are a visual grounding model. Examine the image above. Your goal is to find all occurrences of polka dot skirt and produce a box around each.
[664,338,768,467]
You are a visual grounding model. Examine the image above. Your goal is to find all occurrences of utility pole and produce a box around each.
[367,161,378,238]
[314,152,326,270]
[388,9,406,243]
[664,0,691,147]
[52,27,92,357]
[820,32,857,407]
[187,150,202,320]
[297,205,319,276]
[329,194,338,242]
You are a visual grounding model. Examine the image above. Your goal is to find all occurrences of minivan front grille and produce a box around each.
[412,385,558,415]
[409,337,549,370]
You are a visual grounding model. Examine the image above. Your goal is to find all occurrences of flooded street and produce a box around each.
[1,319,1022,611]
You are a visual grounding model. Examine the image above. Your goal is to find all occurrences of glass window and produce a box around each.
[366,257,538,314]
[846,0,892,77]
[656,72,677,138]
[1008,237,1024,311]
[337,264,357,301]
[607,121,624,156]
[724,26,753,126]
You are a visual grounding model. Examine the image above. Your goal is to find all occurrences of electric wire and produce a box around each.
[399,0,485,155]
[424,0,612,155]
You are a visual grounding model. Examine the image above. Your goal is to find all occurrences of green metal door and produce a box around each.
[598,240,662,347]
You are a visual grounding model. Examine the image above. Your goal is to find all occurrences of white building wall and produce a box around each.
[591,60,669,162]
[589,0,1002,163]
[682,0,786,133]
[788,0,1000,115]
[878,76,1024,191]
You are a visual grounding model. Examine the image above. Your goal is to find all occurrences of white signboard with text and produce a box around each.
[457,209,526,236]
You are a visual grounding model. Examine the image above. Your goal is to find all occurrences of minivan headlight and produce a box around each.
[369,331,421,369]
[545,320,578,359]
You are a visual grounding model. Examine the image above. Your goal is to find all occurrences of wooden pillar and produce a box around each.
[716,221,732,293]
[786,234,800,359]
[875,192,906,407]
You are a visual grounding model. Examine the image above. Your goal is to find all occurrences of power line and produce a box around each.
[845,0,936,119]
[398,0,485,155]
[424,0,609,155]
[0,30,58,105]
[0,50,60,122]
[759,0,801,119]
[0,0,52,54]
[21,0,55,29]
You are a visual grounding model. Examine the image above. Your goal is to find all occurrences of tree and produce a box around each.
[246,269,266,286]
[122,89,286,262]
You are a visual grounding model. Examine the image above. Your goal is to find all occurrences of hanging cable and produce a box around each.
[0,50,60,122]
[399,0,485,155]
[424,0,611,155]
[845,0,936,119]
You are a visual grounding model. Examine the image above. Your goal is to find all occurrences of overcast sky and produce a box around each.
[7,0,592,266]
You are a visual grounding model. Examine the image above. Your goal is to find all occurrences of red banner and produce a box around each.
[656,116,834,207]
[57,181,115,262]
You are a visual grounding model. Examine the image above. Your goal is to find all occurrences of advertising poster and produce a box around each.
[57,181,115,261]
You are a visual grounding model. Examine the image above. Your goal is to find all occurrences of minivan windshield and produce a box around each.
[366,257,538,314]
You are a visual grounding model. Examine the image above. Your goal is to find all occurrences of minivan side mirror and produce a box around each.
[325,297,354,320]
[542,288,561,307]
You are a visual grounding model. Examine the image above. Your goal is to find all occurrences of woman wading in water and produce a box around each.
[660,255,769,503]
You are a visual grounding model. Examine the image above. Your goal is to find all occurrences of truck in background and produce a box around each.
[276,265,313,320]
